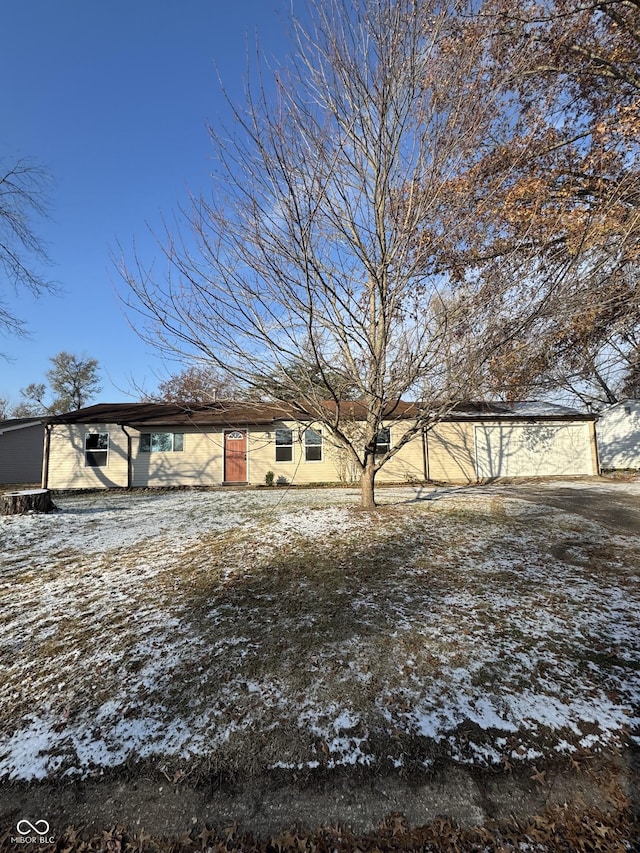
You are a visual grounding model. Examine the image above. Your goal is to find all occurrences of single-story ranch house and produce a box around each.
[41,401,599,490]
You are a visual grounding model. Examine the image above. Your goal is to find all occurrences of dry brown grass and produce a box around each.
[0,490,638,785]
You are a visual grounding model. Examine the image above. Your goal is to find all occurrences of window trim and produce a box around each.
[304,427,323,462]
[84,432,109,468]
[275,427,294,463]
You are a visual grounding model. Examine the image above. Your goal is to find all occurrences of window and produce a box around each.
[85,432,109,467]
[140,432,185,453]
[374,427,391,456]
[275,428,293,462]
[304,427,322,462]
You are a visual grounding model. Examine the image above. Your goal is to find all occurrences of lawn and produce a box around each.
[1,482,638,788]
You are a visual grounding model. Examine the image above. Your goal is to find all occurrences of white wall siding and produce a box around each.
[597,402,640,469]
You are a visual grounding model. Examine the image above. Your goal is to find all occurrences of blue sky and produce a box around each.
[0,0,294,407]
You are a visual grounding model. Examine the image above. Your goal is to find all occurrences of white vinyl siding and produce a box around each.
[596,402,640,469]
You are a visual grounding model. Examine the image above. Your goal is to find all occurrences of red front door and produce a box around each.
[224,430,247,482]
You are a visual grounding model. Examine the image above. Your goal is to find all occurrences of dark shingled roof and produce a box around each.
[46,399,595,426]
[48,401,313,427]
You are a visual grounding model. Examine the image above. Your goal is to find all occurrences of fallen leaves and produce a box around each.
[530,765,547,786]
[0,800,636,853]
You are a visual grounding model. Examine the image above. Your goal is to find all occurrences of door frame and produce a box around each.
[223,428,248,483]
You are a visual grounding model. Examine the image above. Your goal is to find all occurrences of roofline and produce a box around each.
[0,419,44,435]
[45,401,598,424]
[442,412,596,422]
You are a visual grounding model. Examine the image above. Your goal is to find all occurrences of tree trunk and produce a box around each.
[1,489,56,516]
[360,462,377,509]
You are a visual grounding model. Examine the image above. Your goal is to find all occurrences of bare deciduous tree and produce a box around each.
[0,158,56,337]
[121,0,548,507]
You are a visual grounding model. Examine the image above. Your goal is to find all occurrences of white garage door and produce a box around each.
[475,422,593,479]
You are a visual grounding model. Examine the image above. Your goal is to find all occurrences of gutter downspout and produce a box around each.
[41,424,52,489]
[591,417,601,476]
[422,426,429,482]
[121,425,132,488]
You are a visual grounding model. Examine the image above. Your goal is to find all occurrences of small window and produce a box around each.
[275,428,293,462]
[85,432,109,467]
[304,427,322,462]
[374,427,391,456]
[140,432,184,452]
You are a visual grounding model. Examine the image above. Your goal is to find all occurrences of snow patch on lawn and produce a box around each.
[270,507,366,540]
[1,485,639,780]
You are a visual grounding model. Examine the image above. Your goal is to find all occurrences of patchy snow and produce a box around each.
[269,507,365,541]
[0,484,639,780]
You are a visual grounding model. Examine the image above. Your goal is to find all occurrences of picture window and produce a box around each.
[140,432,185,452]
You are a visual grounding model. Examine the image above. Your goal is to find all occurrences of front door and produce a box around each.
[224,429,247,482]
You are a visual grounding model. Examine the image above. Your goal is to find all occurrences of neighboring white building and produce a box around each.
[596,400,640,470]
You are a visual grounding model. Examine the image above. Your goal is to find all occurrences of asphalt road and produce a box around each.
[508,482,640,535]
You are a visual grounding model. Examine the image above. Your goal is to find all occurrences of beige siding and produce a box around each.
[249,421,426,486]
[47,415,597,490]
[131,428,223,487]
[48,424,129,489]
[0,424,44,484]
[249,422,343,485]
[426,422,477,483]
[377,423,425,482]
[475,422,595,478]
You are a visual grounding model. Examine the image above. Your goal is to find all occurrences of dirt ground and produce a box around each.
[1,477,639,850]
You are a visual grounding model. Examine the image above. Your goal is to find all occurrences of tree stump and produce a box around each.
[1,489,56,516]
